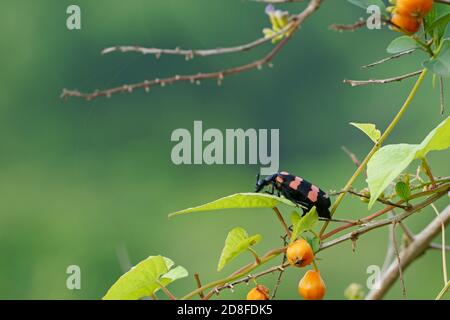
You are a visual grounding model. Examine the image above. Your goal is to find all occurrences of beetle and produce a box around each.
[255,171,331,219]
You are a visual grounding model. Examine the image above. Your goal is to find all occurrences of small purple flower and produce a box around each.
[265,4,275,15]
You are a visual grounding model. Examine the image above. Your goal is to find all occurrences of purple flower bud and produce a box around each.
[265,4,275,15]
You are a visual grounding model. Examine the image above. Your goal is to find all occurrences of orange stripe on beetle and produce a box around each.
[289,177,303,190]
[307,185,319,202]
[276,176,284,183]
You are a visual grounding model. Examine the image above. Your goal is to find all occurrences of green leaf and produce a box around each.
[103,256,188,300]
[387,36,419,54]
[304,234,321,253]
[217,227,262,271]
[347,0,385,10]
[425,13,450,35]
[350,122,381,143]
[423,40,450,77]
[290,207,319,243]
[416,115,450,157]
[395,181,411,201]
[367,117,450,208]
[168,193,300,218]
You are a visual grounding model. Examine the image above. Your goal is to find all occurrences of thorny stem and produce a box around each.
[181,247,285,300]
[319,68,429,237]
[321,182,450,240]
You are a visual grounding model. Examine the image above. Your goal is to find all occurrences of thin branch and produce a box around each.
[320,191,447,251]
[381,212,396,273]
[341,146,362,168]
[361,50,415,69]
[439,76,445,115]
[322,183,450,240]
[366,204,450,300]
[346,189,409,209]
[392,222,407,298]
[203,261,290,300]
[273,207,292,238]
[194,273,205,299]
[431,203,448,285]
[436,281,450,300]
[61,0,323,101]
[343,70,422,87]
[157,281,177,300]
[329,19,366,32]
[271,235,288,299]
[101,16,297,59]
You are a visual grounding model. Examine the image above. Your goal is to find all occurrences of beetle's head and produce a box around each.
[255,174,266,192]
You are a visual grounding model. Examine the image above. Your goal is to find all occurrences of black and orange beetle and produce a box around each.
[255,171,331,219]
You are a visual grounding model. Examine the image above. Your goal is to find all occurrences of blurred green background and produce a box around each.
[0,0,448,300]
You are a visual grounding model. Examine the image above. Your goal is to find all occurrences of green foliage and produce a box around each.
[168,193,299,218]
[350,122,381,143]
[103,256,188,300]
[423,40,450,77]
[290,207,319,243]
[395,181,411,202]
[217,227,262,271]
[367,117,450,208]
[425,3,450,41]
[304,234,321,253]
[387,36,419,54]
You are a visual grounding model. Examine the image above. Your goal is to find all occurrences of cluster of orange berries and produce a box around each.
[247,238,326,300]
[389,0,434,33]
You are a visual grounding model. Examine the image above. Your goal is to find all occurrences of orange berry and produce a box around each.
[298,270,326,300]
[396,0,433,18]
[246,285,270,300]
[286,239,314,267]
[391,13,421,33]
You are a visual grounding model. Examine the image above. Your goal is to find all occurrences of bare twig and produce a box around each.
[341,146,362,168]
[381,212,396,273]
[61,0,323,101]
[157,281,177,300]
[361,50,415,69]
[101,17,296,59]
[271,235,288,299]
[392,222,407,298]
[194,273,205,299]
[320,191,447,250]
[431,203,448,285]
[273,207,292,238]
[366,204,450,300]
[343,70,422,87]
[436,281,450,300]
[330,19,366,31]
